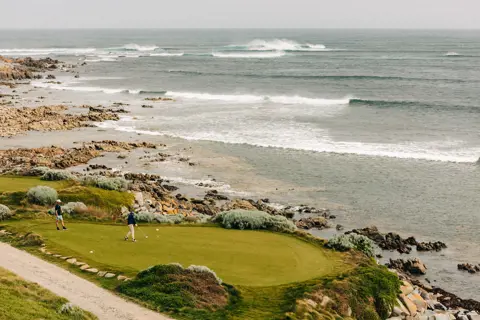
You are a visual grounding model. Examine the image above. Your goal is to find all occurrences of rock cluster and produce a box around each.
[0,140,157,174]
[458,263,480,274]
[144,97,174,102]
[387,258,428,275]
[295,217,331,230]
[0,105,122,137]
[346,226,447,254]
[0,56,60,80]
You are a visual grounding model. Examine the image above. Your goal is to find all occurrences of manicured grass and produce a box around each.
[0,176,70,193]
[0,267,96,320]
[5,222,344,286]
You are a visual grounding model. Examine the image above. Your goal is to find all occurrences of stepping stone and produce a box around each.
[104,273,116,279]
[60,256,69,260]
[86,268,98,273]
[66,258,77,264]
[97,271,107,277]
[117,275,127,281]
[74,261,86,266]
[53,254,61,258]
[79,264,90,270]
[39,248,46,253]
[46,252,52,255]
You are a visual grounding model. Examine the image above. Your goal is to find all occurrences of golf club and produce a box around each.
[137,225,148,239]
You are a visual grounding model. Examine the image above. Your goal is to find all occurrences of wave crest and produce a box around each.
[226,39,335,52]
[212,51,286,58]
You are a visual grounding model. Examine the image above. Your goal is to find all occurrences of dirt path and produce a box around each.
[0,242,172,320]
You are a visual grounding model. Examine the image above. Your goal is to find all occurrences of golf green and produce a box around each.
[19,222,343,286]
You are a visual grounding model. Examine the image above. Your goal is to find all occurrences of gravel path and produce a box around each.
[0,242,172,320]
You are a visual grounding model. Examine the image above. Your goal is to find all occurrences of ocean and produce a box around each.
[1,29,479,298]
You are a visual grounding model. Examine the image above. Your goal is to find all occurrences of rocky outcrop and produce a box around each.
[346,226,446,254]
[0,105,122,137]
[295,217,331,230]
[387,258,427,275]
[458,263,480,274]
[0,141,158,174]
[0,56,60,80]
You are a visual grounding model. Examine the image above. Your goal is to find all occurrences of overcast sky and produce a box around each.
[1,0,479,29]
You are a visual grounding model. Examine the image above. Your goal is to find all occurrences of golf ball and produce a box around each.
[89,251,93,253]
[146,236,148,238]
[156,229,159,231]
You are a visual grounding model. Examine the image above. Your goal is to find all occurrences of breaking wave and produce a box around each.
[212,51,286,58]
[225,39,338,52]
[0,47,96,56]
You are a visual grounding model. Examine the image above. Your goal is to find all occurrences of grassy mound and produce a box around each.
[58,186,133,212]
[118,264,230,312]
[0,267,96,320]
[3,222,344,286]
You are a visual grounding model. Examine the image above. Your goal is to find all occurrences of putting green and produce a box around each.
[16,222,344,286]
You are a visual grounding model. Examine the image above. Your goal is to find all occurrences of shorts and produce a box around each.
[56,215,63,221]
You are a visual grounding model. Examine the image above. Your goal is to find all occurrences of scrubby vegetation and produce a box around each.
[26,186,58,206]
[327,233,376,258]
[214,210,296,232]
[80,175,129,191]
[117,264,230,312]
[128,211,209,224]
[0,204,11,220]
[286,264,401,320]
[0,267,97,320]
[41,170,75,181]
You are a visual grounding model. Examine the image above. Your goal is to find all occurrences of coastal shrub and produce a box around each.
[214,210,296,232]
[125,211,185,224]
[0,204,12,220]
[80,175,129,191]
[58,303,89,319]
[26,186,58,206]
[28,166,50,176]
[326,234,376,257]
[48,202,87,215]
[118,264,229,312]
[41,169,75,181]
[186,265,223,284]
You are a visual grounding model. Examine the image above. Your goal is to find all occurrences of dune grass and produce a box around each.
[0,176,70,193]
[4,221,344,286]
[0,267,96,320]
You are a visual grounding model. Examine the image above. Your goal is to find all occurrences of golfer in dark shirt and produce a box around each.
[125,212,137,242]
[55,199,67,230]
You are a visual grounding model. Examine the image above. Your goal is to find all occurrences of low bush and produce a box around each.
[117,264,229,312]
[214,210,296,232]
[28,166,50,176]
[326,234,376,258]
[26,186,58,206]
[186,265,223,285]
[59,303,93,319]
[41,170,75,181]
[80,175,129,191]
[0,204,12,220]
[48,202,87,216]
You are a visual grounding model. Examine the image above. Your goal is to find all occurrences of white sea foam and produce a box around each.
[212,51,286,58]
[0,47,96,56]
[149,52,185,57]
[226,39,336,52]
[165,91,350,106]
[445,52,460,56]
[115,43,159,51]
[31,81,139,94]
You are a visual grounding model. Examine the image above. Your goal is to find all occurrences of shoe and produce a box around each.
[124,237,128,241]
[132,239,136,242]
[57,227,60,231]
[63,227,67,230]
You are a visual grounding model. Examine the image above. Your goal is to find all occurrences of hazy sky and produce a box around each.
[1,0,479,29]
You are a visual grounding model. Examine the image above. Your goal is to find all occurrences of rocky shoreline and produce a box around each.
[1,55,479,318]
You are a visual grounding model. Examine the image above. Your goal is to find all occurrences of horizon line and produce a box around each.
[0,27,480,31]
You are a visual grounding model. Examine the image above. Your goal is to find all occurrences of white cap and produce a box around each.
[56,199,62,203]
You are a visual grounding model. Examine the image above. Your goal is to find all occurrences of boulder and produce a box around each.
[79,264,90,270]
[86,268,98,273]
[400,294,418,316]
[66,258,77,264]
[74,261,86,266]
[117,275,128,281]
[387,258,427,275]
[295,217,331,230]
[97,271,107,277]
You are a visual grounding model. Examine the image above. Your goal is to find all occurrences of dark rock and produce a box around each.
[162,184,178,192]
[431,287,480,312]
[416,241,447,252]
[387,258,427,275]
[46,74,56,79]
[458,263,480,274]
[141,105,153,108]
[175,194,188,201]
[205,190,228,201]
[335,224,344,231]
[295,217,331,230]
